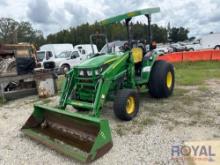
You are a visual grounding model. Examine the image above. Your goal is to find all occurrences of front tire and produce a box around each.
[113,89,139,121]
[148,60,175,98]
[61,64,70,74]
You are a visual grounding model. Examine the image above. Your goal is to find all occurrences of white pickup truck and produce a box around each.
[36,44,82,73]
[53,50,83,73]
[37,44,98,74]
[36,44,74,67]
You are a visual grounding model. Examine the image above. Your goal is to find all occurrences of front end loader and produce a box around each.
[22,7,175,162]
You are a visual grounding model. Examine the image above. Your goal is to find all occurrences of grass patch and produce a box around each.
[197,85,209,92]
[0,97,6,106]
[140,117,155,125]
[181,95,195,106]
[173,88,189,97]
[115,124,128,136]
[174,61,220,86]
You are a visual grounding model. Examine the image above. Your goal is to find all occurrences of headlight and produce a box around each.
[95,68,102,75]
[79,70,84,76]
[87,70,93,76]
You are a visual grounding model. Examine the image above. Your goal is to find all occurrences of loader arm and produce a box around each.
[59,69,76,108]
[59,53,131,117]
[93,52,131,117]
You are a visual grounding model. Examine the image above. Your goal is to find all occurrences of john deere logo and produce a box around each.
[100,131,106,139]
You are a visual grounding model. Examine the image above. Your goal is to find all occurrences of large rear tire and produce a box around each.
[148,60,175,98]
[113,89,139,121]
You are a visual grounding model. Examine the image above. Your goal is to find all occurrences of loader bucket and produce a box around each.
[21,104,113,162]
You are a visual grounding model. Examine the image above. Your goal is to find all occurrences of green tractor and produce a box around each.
[22,7,175,162]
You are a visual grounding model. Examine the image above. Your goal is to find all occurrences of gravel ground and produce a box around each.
[0,79,220,165]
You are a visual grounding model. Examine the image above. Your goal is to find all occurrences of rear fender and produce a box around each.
[141,51,159,82]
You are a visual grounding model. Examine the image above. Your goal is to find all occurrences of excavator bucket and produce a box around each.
[21,104,113,163]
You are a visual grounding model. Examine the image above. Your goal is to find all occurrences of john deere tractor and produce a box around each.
[22,7,175,162]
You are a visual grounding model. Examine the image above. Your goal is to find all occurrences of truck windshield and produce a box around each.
[36,52,45,62]
[56,51,72,58]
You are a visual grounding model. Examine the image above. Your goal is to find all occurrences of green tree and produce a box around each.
[17,21,35,43]
[169,27,189,42]
[0,18,19,43]
[152,24,168,43]
[0,17,46,47]
[46,22,190,49]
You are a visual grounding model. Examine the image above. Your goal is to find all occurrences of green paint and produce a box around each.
[21,7,162,162]
[75,54,118,68]
[100,7,160,25]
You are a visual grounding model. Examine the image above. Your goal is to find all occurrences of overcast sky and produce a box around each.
[0,0,220,37]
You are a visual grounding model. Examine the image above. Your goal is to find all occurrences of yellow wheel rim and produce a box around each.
[126,96,135,114]
[166,71,173,89]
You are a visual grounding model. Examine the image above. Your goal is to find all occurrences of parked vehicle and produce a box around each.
[37,44,83,73]
[199,33,220,50]
[74,44,98,60]
[40,44,74,59]
[185,33,220,51]
[36,44,75,67]
[155,44,173,55]
[184,41,201,51]
[43,49,82,74]
[36,50,52,68]
[170,43,187,52]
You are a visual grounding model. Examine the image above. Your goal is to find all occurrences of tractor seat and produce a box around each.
[131,48,143,76]
[132,48,143,63]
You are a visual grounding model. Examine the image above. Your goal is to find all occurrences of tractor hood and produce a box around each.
[76,54,119,68]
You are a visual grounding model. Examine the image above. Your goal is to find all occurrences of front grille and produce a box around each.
[44,61,55,69]
[74,68,100,102]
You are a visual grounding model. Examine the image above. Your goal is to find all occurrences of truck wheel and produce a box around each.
[61,64,70,74]
[113,89,139,121]
[148,60,175,98]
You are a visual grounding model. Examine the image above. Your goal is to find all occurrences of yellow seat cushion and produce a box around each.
[131,48,143,63]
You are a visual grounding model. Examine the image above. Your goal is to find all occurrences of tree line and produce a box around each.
[0,18,45,48]
[0,17,189,50]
